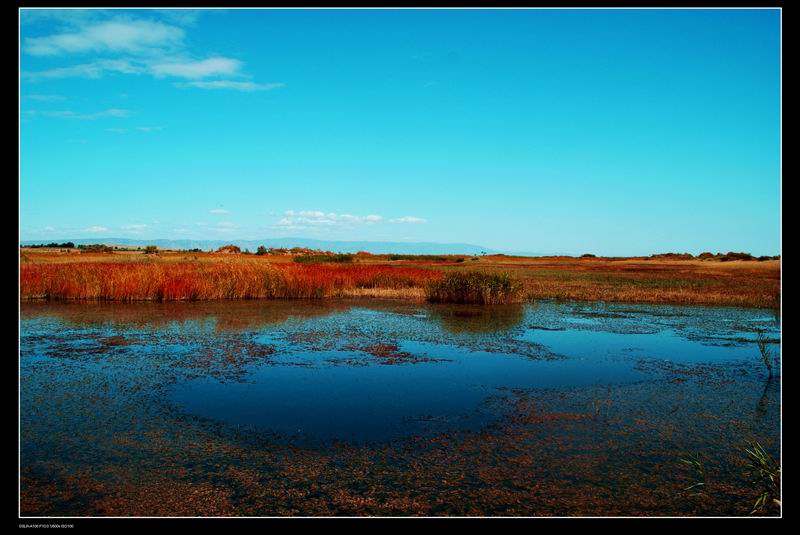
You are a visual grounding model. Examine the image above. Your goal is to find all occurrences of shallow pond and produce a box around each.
[20,299,781,516]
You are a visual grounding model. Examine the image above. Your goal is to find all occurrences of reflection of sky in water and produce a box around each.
[523,329,769,364]
[170,341,646,443]
[21,299,780,444]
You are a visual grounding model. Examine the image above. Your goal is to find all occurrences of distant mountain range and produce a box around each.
[20,237,551,256]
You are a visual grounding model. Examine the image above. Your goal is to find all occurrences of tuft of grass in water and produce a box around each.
[425,271,524,304]
[680,444,781,514]
[755,330,778,379]
[679,453,706,496]
[746,442,781,514]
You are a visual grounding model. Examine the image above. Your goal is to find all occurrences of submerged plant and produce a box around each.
[746,442,781,514]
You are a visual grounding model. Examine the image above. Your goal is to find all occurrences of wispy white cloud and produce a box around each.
[276,210,383,230]
[24,19,185,56]
[150,57,241,79]
[24,63,104,81]
[209,208,229,215]
[21,9,112,28]
[24,94,66,101]
[23,59,145,81]
[137,126,163,132]
[84,225,108,233]
[27,108,129,120]
[24,56,255,84]
[21,13,281,91]
[152,9,206,27]
[390,216,428,224]
[177,80,285,92]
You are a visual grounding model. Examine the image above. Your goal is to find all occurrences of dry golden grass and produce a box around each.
[339,287,427,300]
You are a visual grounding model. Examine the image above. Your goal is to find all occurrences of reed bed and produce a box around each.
[425,271,525,305]
[20,261,442,301]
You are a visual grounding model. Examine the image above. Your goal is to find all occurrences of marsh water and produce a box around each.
[20,299,781,516]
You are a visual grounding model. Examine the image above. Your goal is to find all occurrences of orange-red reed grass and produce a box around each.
[20,261,443,301]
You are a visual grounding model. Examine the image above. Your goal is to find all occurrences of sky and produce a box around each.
[19,8,780,256]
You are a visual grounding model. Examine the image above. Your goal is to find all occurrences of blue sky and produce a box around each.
[20,8,780,255]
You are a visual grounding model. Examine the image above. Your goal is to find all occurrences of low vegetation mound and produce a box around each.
[293,254,354,264]
[718,251,756,262]
[649,252,694,260]
[78,244,114,253]
[425,271,525,305]
[387,254,452,262]
[696,251,778,262]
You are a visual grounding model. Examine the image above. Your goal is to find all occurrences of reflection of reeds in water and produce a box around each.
[20,300,353,332]
[755,330,778,379]
[427,303,525,334]
[755,380,772,419]
[22,299,529,336]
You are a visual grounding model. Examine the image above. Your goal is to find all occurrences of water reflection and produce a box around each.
[20,300,352,332]
[21,298,781,444]
[428,303,525,334]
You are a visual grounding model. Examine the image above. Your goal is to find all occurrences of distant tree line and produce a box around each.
[24,242,75,249]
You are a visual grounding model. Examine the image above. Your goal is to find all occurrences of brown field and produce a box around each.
[19,248,780,308]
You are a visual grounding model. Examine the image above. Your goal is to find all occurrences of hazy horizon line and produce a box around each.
[18,236,779,258]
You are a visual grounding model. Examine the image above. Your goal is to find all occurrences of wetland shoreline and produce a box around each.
[20,250,780,309]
